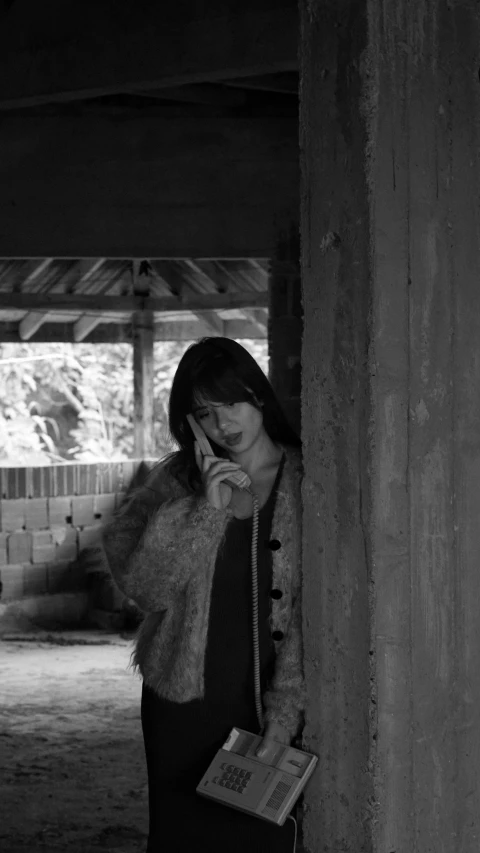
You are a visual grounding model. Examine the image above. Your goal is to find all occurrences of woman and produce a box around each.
[103,337,305,852]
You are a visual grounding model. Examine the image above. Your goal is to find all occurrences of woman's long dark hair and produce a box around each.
[167,337,300,489]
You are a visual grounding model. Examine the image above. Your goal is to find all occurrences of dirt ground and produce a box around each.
[0,632,149,853]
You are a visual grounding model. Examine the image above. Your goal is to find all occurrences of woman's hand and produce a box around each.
[194,441,242,510]
[255,722,291,762]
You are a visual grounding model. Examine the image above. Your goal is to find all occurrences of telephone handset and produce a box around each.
[186,413,251,491]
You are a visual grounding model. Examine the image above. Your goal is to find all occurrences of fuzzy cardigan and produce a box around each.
[102,445,305,738]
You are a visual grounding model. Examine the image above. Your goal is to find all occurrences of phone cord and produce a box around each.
[249,490,263,730]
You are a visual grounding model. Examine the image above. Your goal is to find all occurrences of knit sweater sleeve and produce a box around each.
[102,461,230,612]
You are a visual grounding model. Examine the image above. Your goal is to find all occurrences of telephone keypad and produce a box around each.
[216,763,253,794]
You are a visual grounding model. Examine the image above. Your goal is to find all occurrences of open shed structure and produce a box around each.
[0,256,271,454]
[0,258,269,345]
[2,1,480,852]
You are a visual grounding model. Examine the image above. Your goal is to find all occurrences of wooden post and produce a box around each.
[132,261,154,458]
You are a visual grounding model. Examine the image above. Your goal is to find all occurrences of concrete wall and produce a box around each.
[300,0,480,851]
[0,460,152,631]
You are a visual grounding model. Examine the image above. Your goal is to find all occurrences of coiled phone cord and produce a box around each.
[250,491,298,852]
[248,490,263,731]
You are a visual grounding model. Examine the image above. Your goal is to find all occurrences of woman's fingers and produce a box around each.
[193,441,202,470]
[202,457,241,477]
[255,722,291,762]
[198,456,242,509]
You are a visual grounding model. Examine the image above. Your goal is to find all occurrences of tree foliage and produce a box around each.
[0,340,268,465]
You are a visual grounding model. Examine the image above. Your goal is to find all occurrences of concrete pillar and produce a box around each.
[300,1,480,851]
[268,225,302,435]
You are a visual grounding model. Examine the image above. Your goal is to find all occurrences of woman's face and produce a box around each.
[192,397,265,454]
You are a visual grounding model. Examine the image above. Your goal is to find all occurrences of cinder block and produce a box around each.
[53,527,78,561]
[78,526,103,553]
[31,531,52,547]
[7,532,32,564]
[23,563,48,597]
[46,560,71,594]
[25,498,49,530]
[0,499,26,532]
[0,533,7,565]
[31,531,56,564]
[0,565,24,600]
[32,546,57,565]
[93,493,116,522]
[71,495,95,527]
[48,497,72,527]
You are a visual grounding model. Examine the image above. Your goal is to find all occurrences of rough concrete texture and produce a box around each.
[300,1,373,850]
[369,2,480,851]
[0,633,148,853]
[300,0,480,851]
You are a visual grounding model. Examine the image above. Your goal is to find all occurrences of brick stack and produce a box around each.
[0,459,156,606]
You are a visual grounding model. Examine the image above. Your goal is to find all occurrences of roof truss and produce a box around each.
[0,257,270,342]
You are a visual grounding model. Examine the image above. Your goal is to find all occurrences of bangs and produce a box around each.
[191,365,254,409]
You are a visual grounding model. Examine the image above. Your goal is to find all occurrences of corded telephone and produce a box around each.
[186,413,251,490]
[186,412,317,836]
[196,727,317,828]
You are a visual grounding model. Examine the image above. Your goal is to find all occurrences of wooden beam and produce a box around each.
[134,84,249,108]
[73,259,129,341]
[196,312,224,334]
[186,260,228,293]
[0,2,297,109]
[240,308,268,333]
[73,315,103,342]
[16,258,56,339]
[0,116,298,258]
[18,312,47,341]
[22,258,54,284]
[0,292,268,313]
[0,319,267,343]
[185,259,268,334]
[225,72,298,94]
[154,259,225,335]
[133,310,154,456]
[216,260,268,292]
[20,258,106,341]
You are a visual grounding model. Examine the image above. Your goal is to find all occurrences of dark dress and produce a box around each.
[141,459,295,852]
